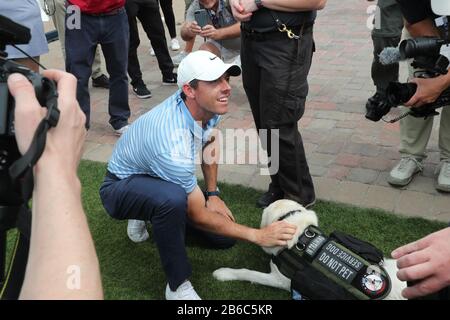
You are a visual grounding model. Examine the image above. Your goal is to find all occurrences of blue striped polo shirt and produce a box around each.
[107,90,220,193]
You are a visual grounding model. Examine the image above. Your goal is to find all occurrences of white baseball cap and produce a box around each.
[177,50,241,88]
[431,0,450,15]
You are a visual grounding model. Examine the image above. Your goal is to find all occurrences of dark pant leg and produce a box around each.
[99,175,191,290]
[255,32,315,206]
[98,9,130,130]
[371,0,403,95]
[241,34,280,192]
[125,1,144,86]
[65,13,98,127]
[137,2,174,77]
[159,0,177,39]
[371,35,401,94]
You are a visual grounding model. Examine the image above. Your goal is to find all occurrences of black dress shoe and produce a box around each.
[92,74,110,89]
[256,190,284,208]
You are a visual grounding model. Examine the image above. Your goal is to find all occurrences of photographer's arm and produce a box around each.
[403,18,450,108]
[405,74,450,107]
[7,70,103,300]
[392,227,450,299]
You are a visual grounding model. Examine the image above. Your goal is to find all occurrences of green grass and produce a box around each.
[5,160,447,299]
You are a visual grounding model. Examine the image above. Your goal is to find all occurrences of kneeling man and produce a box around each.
[99,51,296,300]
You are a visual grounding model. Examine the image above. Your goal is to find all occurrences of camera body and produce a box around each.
[366,37,450,122]
[0,15,57,205]
[0,59,52,137]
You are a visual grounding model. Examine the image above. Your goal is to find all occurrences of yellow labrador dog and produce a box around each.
[213,200,406,300]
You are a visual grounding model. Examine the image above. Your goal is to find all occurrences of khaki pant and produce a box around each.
[399,29,450,160]
[48,0,104,78]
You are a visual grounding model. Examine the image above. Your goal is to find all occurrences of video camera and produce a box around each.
[365,0,450,122]
[366,37,450,122]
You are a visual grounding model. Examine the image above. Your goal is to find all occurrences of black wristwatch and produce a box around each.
[255,0,264,9]
[204,187,220,198]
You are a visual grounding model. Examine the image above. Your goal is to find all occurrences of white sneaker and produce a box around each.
[388,157,423,186]
[436,160,450,192]
[149,45,155,56]
[127,219,149,243]
[171,38,180,51]
[172,51,188,67]
[114,124,129,136]
[165,281,201,300]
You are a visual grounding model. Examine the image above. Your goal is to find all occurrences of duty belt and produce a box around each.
[241,22,313,41]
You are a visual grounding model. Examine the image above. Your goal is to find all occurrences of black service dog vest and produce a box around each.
[272,225,392,300]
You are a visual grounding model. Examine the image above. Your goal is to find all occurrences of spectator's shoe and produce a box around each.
[165,281,201,300]
[171,38,180,51]
[162,73,177,86]
[436,160,450,192]
[132,83,152,99]
[149,45,155,56]
[172,51,188,67]
[388,157,423,187]
[256,190,284,208]
[92,74,110,89]
[127,219,149,243]
[114,124,129,136]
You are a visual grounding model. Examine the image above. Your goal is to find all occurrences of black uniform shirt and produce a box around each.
[242,8,316,33]
[396,0,435,24]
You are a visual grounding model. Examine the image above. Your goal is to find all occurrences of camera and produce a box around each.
[0,15,57,180]
[366,37,450,122]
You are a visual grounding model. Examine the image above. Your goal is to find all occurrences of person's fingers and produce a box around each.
[392,237,429,259]
[226,210,235,222]
[396,249,430,269]
[280,233,294,240]
[396,262,434,282]
[401,276,445,299]
[8,73,46,153]
[404,93,418,107]
[276,240,288,246]
[279,221,297,232]
[41,69,78,103]
[8,73,43,112]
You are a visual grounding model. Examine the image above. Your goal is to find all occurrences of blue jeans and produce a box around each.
[65,8,130,129]
[99,173,235,290]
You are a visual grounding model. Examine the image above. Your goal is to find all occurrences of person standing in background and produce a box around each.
[150,0,181,55]
[43,0,110,88]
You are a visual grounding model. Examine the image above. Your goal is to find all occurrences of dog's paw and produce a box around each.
[213,268,238,282]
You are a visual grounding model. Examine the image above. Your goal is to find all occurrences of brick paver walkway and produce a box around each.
[40,0,449,222]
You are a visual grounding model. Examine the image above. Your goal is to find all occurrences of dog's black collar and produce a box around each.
[277,210,302,221]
